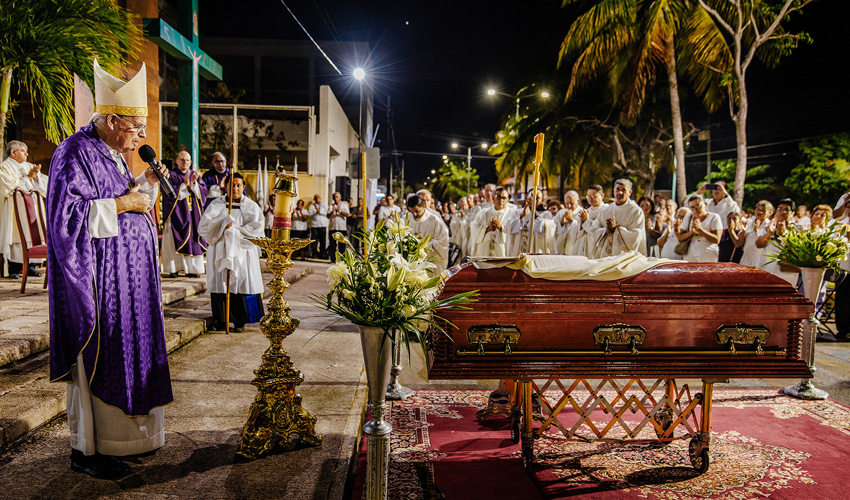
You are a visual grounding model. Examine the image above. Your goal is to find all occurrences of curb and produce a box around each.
[0,267,313,451]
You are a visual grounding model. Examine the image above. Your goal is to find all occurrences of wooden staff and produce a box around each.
[225,138,236,334]
[528,133,545,254]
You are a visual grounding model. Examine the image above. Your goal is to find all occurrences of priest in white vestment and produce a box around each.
[0,140,48,277]
[509,197,557,255]
[555,190,583,255]
[406,194,450,274]
[199,173,265,332]
[469,187,514,257]
[590,179,647,258]
[575,184,609,258]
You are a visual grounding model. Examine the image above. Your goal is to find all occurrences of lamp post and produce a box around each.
[487,87,549,120]
[450,141,489,194]
[354,68,366,231]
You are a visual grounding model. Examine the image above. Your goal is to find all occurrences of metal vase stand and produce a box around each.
[783,266,830,400]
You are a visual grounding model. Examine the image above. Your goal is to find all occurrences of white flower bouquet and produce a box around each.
[768,221,850,270]
[314,217,477,354]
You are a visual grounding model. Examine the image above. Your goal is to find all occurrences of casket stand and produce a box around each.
[426,258,812,473]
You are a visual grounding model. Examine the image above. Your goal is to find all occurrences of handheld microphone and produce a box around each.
[138,145,177,199]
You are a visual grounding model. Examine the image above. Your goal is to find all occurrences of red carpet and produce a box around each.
[350,389,850,499]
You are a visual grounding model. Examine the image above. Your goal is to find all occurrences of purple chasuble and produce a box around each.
[200,168,229,209]
[162,170,208,256]
[47,124,173,416]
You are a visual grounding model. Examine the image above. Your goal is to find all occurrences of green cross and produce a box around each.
[143,0,223,165]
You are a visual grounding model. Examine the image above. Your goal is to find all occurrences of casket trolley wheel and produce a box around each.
[688,437,710,473]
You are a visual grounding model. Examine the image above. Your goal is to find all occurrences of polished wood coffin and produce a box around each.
[426,262,813,380]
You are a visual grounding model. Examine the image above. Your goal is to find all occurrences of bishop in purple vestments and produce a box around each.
[200,151,229,208]
[161,150,207,277]
[47,57,172,480]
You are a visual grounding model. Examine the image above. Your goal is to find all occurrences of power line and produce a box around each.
[685,131,847,158]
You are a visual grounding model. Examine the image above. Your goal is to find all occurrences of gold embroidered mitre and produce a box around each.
[93,59,148,117]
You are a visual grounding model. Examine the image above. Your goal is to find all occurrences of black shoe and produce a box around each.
[70,450,131,479]
[232,325,245,333]
[208,322,226,332]
[186,273,200,278]
[7,274,21,280]
[27,269,43,277]
[166,273,178,279]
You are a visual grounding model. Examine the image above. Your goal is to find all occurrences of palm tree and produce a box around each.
[559,0,725,204]
[0,0,140,158]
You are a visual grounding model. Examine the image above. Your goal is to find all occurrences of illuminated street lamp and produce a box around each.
[487,87,549,120]
[451,142,489,193]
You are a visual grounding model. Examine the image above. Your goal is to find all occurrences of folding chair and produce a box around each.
[12,189,48,293]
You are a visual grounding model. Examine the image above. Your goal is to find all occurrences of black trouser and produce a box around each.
[311,227,327,259]
[328,229,347,262]
[835,274,850,337]
[7,261,38,276]
[210,293,265,328]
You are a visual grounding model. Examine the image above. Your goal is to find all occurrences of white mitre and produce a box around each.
[93,59,148,117]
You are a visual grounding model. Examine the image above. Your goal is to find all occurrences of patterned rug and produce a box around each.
[350,389,850,499]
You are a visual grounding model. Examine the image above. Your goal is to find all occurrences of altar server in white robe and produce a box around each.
[470,187,514,257]
[199,173,265,332]
[509,195,557,255]
[0,140,48,277]
[575,184,608,258]
[555,190,583,255]
[406,194,450,274]
[591,178,647,258]
[465,184,496,256]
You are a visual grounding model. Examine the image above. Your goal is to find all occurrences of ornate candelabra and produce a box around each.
[236,174,322,460]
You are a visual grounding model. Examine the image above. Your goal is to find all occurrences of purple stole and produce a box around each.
[162,170,208,256]
[200,168,229,208]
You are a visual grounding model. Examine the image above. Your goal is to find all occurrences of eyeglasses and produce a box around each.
[688,204,700,211]
[497,196,509,200]
[115,115,148,132]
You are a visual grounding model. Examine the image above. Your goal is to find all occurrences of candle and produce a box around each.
[271,175,298,241]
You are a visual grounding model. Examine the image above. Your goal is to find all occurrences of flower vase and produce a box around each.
[358,325,394,500]
[783,266,829,400]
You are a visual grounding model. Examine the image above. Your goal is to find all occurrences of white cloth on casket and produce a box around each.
[590,200,647,258]
[198,197,264,295]
[469,206,513,257]
[471,251,676,281]
[407,208,450,274]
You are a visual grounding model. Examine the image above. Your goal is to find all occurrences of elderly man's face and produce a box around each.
[484,185,495,202]
[333,192,341,203]
[176,151,192,173]
[10,148,28,163]
[110,115,147,153]
[211,154,227,173]
[564,194,579,211]
[420,192,432,208]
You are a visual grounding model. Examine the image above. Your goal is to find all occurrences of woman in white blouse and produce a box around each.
[677,194,723,263]
[735,200,773,267]
[658,207,688,260]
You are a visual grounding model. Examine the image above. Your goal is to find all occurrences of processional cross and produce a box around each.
[527,133,545,254]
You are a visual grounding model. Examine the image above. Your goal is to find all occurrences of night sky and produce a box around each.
[200,0,849,190]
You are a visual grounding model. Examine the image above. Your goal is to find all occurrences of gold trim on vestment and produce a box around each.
[95,105,149,117]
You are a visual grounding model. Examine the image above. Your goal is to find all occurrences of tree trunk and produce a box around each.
[0,67,13,161]
[664,32,687,206]
[733,79,748,207]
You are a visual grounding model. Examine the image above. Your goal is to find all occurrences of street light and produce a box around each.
[451,142,489,193]
[487,87,550,120]
[354,67,366,231]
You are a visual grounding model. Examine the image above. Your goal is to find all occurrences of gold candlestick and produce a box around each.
[236,236,322,460]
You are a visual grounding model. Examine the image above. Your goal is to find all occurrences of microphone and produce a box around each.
[138,145,177,199]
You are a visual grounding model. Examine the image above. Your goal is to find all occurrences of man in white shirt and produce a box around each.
[308,194,329,259]
[406,194,449,274]
[591,178,647,258]
[699,180,741,262]
[327,191,350,262]
[469,187,514,257]
[555,190,583,255]
[575,184,608,258]
[377,194,402,222]
[0,140,48,278]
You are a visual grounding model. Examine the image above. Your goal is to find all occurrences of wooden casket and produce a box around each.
[425,261,814,473]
